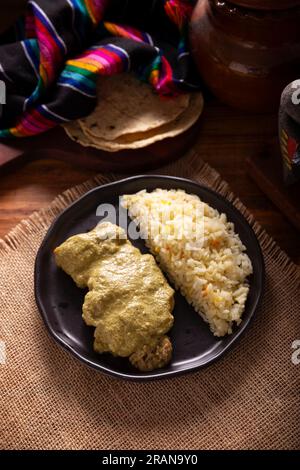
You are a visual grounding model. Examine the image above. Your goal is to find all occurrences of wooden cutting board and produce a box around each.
[0,119,201,174]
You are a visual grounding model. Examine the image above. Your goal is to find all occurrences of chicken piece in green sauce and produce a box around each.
[54,222,174,371]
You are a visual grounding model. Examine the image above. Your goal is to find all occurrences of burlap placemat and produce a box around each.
[0,151,299,450]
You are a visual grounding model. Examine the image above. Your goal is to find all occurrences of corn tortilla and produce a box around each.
[79,73,190,140]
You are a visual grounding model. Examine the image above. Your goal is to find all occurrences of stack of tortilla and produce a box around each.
[63,74,203,152]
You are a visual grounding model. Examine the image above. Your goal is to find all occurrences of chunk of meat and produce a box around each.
[129,336,173,372]
[54,222,175,369]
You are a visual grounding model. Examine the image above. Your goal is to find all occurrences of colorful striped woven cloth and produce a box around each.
[0,0,200,138]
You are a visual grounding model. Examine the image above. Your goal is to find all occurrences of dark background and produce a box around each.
[0,0,299,264]
[0,1,27,33]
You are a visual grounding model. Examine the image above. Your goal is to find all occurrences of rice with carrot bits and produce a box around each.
[121,189,253,337]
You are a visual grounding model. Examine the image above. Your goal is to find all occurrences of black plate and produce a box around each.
[35,176,264,381]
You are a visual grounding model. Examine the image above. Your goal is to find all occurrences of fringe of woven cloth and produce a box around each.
[0,150,299,286]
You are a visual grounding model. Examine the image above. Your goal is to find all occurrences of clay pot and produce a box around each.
[189,0,300,112]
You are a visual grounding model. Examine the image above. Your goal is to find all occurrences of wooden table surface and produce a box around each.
[0,100,299,264]
[0,2,299,264]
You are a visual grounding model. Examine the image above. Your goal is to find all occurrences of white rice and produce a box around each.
[121,189,253,337]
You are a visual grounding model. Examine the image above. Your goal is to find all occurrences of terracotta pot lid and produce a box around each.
[229,0,300,10]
